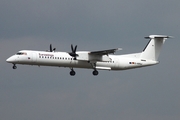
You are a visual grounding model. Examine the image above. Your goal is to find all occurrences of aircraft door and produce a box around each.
[114,58,120,68]
[32,52,37,62]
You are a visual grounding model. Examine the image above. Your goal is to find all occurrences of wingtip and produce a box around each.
[118,48,123,50]
[167,36,174,38]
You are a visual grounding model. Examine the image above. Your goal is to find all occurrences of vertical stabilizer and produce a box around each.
[140,35,171,61]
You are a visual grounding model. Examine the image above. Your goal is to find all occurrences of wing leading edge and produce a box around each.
[89,48,122,55]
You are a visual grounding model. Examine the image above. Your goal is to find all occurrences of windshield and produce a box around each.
[16,52,27,55]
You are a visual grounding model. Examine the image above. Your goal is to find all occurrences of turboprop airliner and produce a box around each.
[6,35,171,76]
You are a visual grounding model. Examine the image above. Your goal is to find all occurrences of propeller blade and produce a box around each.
[74,45,77,53]
[50,44,52,52]
[69,44,78,58]
[71,44,74,53]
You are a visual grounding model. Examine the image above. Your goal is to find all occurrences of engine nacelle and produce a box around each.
[76,51,111,62]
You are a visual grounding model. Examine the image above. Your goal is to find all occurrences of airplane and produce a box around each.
[6,35,172,76]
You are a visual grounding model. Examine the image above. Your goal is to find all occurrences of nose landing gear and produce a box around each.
[12,64,17,69]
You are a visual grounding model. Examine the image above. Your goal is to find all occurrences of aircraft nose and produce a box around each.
[6,56,15,63]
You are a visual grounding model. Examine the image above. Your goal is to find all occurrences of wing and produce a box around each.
[76,48,122,62]
[89,48,122,55]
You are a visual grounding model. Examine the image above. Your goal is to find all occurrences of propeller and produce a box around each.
[69,44,78,59]
[50,44,56,52]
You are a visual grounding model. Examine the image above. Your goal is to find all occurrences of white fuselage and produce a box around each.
[6,35,171,75]
[6,50,158,71]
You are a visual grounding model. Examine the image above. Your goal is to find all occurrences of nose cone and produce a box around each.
[6,56,16,63]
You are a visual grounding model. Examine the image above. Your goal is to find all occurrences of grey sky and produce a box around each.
[0,0,180,120]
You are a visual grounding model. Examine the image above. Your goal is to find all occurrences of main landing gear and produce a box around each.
[70,69,76,76]
[91,62,98,76]
[69,68,99,76]
[92,70,99,76]
[69,62,99,76]
[12,64,17,69]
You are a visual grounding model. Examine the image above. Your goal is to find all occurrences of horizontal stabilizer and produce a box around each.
[145,35,173,39]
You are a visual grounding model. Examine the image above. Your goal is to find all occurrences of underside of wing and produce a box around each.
[89,48,122,55]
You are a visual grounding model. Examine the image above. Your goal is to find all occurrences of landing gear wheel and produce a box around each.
[12,65,17,69]
[92,70,98,76]
[70,70,76,76]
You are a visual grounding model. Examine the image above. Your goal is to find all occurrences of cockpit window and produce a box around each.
[16,52,27,55]
[16,52,22,55]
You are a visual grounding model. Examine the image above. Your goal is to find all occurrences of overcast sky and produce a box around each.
[0,0,180,120]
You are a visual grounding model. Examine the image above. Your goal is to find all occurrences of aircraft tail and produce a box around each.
[140,35,172,61]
